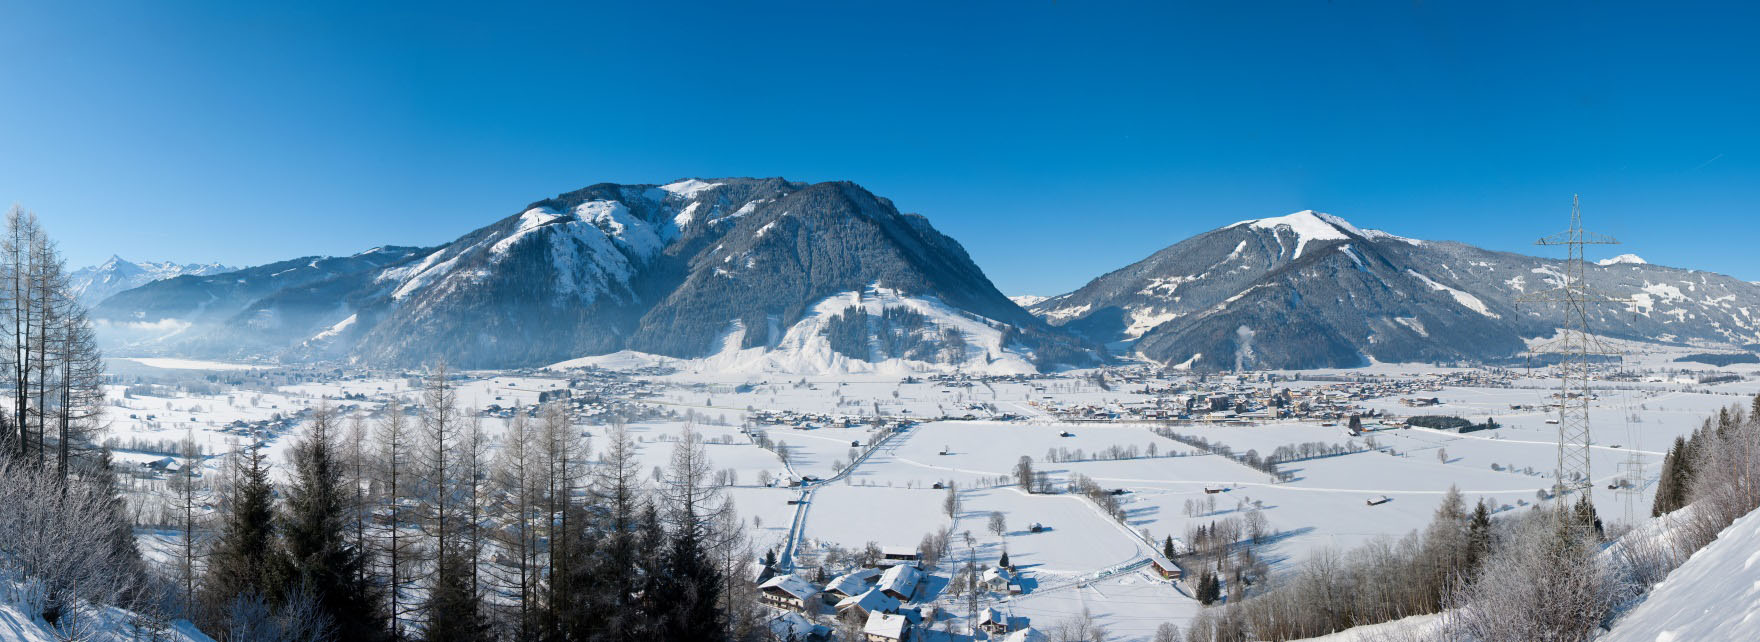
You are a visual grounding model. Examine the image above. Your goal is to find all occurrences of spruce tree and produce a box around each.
[1466,499,1492,571]
[1572,493,1603,539]
[1164,535,1177,560]
[202,444,283,625]
[657,425,727,641]
[1652,438,1683,517]
[425,549,489,642]
[1196,570,1220,605]
[283,405,384,640]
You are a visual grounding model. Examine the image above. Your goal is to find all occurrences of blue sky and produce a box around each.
[1,1,1755,295]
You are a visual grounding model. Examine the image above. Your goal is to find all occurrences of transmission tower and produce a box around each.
[1520,195,1631,502]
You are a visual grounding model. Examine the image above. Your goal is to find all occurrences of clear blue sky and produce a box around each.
[1,1,1755,295]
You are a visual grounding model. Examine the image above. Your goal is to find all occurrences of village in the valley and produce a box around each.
[105,342,1759,641]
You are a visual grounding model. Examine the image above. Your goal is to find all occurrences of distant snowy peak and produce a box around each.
[1228,210,1419,258]
[69,255,235,306]
[651,178,725,200]
[1009,295,1048,307]
[1598,253,1648,266]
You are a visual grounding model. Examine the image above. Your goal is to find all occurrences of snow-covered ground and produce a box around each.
[0,579,211,642]
[93,350,1754,640]
[1600,507,1760,641]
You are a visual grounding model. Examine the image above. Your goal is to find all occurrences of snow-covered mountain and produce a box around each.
[91,247,428,354]
[95,178,1098,372]
[1030,210,1760,369]
[67,255,234,306]
[1598,253,1648,266]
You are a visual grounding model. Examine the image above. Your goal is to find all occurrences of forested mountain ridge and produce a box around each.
[93,178,1099,371]
[1031,210,1760,369]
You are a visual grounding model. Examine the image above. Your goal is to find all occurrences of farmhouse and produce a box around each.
[978,607,1009,634]
[835,588,902,622]
[765,610,828,641]
[980,566,1019,593]
[877,563,921,601]
[824,567,882,602]
[758,574,820,612]
[1148,551,1184,580]
[879,546,920,566]
[863,611,912,642]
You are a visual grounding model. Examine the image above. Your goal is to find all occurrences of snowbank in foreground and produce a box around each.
[0,594,211,642]
[1293,613,1442,641]
[1600,507,1760,641]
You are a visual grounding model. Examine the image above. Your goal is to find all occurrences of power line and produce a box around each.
[1520,195,1632,517]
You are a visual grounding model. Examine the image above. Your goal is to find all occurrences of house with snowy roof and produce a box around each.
[978,607,1009,635]
[876,563,921,601]
[823,567,882,604]
[835,587,901,622]
[879,545,919,566]
[765,610,829,642]
[863,611,912,642]
[758,574,821,612]
[980,566,1020,593]
[1147,549,1185,580]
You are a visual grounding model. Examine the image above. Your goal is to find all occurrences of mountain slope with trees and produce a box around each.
[92,178,1099,371]
[1032,210,1760,369]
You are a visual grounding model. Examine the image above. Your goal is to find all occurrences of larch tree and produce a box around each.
[488,408,539,639]
[374,397,416,640]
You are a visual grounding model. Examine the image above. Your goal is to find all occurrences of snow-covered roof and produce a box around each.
[863,612,910,640]
[758,573,819,599]
[825,567,882,596]
[766,611,822,640]
[1003,628,1048,642]
[877,563,921,598]
[979,606,1005,624]
[980,566,1013,584]
[836,587,900,614]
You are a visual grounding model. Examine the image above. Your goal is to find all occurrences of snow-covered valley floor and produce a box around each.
[97,354,1756,640]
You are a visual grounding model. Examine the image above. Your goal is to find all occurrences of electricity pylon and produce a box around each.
[1520,195,1631,500]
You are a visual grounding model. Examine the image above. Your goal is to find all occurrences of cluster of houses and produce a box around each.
[754,549,1040,641]
[1034,368,1522,426]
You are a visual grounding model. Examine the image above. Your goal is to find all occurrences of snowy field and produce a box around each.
[97,352,1755,640]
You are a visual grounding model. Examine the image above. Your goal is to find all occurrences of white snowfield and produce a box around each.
[551,286,1038,376]
[1601,507,1760,642]
[1406,269,1500,318]
[1228,210,1419,259]
[94,342,1759,641]
[0,582,213,642]
[1597,253,1648,266]
[117,357,264,371]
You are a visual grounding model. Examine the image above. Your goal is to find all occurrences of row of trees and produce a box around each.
[180,365,758,641]
[1184,392,1760,641]
[1182,486,1500,641]
[1151,427,1289,481]
[0,207,154,638]
[0,207,107,481]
